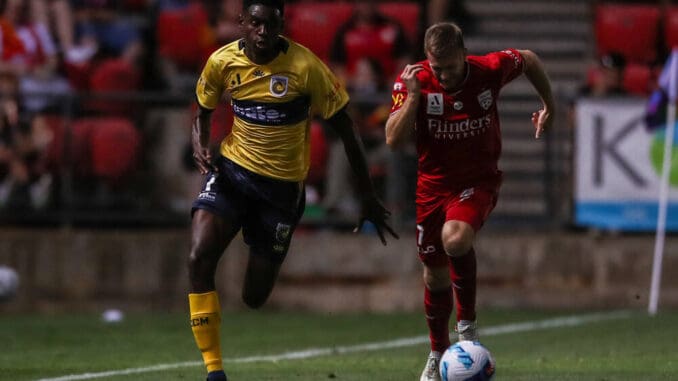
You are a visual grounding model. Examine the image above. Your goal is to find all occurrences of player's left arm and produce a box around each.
[518,49,555,139]
[326,107,399,244]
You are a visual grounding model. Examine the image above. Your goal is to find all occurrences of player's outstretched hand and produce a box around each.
[532,107,553,139]
[191,129,217,175]
[353,195,399,245]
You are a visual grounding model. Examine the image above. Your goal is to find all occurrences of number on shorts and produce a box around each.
[205,175,217,192]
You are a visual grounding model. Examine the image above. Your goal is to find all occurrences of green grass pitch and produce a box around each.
[1,308,677,380]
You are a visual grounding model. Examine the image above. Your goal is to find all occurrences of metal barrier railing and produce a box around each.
[0,90,566,229]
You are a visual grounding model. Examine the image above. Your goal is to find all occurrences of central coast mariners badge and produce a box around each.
[270,75,289,97]
[477,89,493,110]
[275,222,291,243]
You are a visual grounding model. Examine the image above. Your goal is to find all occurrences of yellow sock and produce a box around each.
[189,291,223,373]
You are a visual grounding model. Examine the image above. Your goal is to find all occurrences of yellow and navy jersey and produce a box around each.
[196,37,349,182]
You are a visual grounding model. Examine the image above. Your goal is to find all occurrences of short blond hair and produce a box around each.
[424,22,465,58]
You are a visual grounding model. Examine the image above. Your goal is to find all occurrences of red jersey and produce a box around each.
[390,49,525,212]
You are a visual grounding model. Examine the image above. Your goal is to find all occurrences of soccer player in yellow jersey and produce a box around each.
[187,1,398,380]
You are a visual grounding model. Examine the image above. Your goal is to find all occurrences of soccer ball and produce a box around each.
[440,340,495,381]
[0,266,19,302]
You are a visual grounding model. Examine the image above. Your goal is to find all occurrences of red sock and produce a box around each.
[449,247,477,322]
[424,286,453,352]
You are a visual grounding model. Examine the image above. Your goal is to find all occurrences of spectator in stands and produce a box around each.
[4,0,71,113]
[212,0,243,46]
[155,0,216,93]
[322,3,411,219]
[70,0,143,60]
[578,52,628,98]
[0,72,52,209]
[329,1,412,87]
[45,0,97,64]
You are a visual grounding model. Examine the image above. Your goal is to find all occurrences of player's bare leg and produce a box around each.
[442,220,479,341]
[241,252,282,309]
[188,210,239,381]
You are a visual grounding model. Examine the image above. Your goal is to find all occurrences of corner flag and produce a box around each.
[648,48,678,315]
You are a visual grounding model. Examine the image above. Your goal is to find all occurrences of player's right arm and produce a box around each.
[191,104,215,175]
[193,51,227,175]
[385,63,424,149]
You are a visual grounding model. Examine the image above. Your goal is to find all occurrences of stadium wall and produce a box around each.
[0,229,677,313]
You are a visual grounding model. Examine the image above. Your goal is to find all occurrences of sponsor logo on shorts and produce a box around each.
[275,223,291,243]
[198,192,216,201]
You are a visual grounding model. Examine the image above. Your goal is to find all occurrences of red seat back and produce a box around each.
[623,63,653,95]
[307,120,328,186]
[157,3,216,70]
[88,58,141,116]
[89,118,141,184]
[285,2,354,62]
[595,4,660,64]
[666,6,678,50]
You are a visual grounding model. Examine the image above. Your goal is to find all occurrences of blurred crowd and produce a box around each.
[0,0,463,226]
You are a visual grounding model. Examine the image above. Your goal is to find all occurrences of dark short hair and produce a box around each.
[424,22,465,58]
[243,0,284,16]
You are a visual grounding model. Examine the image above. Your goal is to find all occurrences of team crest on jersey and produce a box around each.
[427,93,443,115]
[270,76,289,97]
[275,223,291,243]
[477,89,493,110]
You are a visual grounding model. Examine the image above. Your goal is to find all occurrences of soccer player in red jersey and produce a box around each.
[385,23,554,381]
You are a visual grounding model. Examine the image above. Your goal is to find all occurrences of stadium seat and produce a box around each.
[666,6,678,50]
[307,119,328,186]
[285,2,354,62]
[595,4,661,64]
[623,63,654,95]
[88,118,141,185]
[157,3,216,70]
[377,2,420,44]
[87,58,141,116]
[48,117,96,177]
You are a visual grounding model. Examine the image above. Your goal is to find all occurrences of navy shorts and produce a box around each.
[192,156,305,263]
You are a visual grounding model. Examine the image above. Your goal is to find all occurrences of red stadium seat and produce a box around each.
[666,6,678,50]
[378,2,420,44]
[595,4,661,64]
[623,63,653,95]
[285,2,354,62]
[52,118,96,177]
[89,118,141,185]
[157,3,216,70]
[307,119,328,186]
[87,58,141,116]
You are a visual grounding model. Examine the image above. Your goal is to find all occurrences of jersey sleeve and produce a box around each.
[494,48,525,87]
[195,53,226,110]
[390,75,408,114]
[306,54,350,119]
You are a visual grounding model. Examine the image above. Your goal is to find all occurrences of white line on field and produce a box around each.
[35,310,632,381]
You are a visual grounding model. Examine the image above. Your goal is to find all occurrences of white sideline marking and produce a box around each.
[36,310,631,381]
